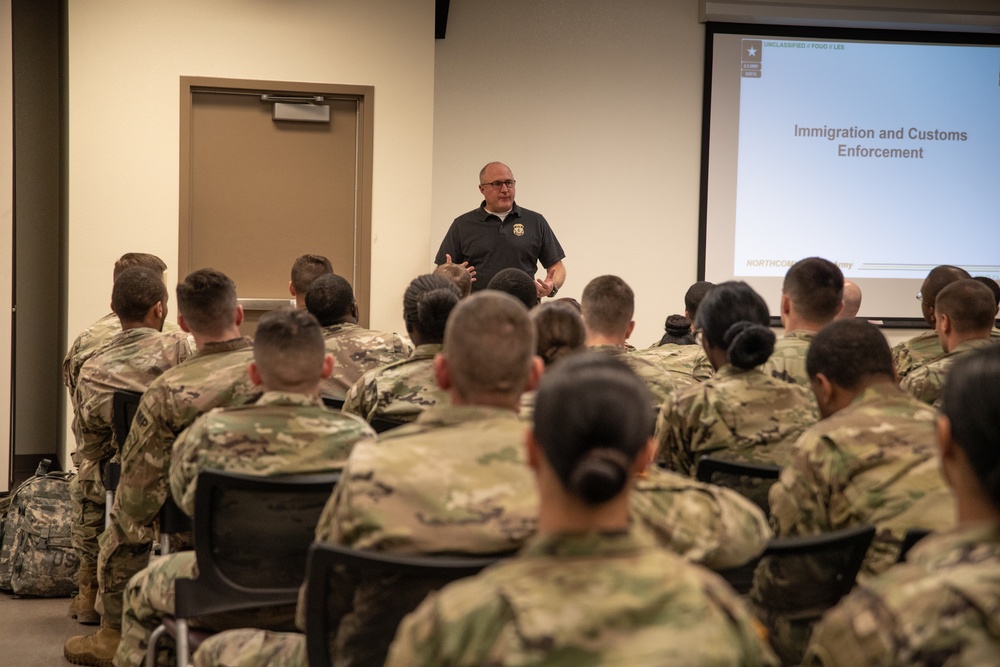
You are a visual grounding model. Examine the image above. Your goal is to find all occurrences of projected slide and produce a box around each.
[732,38,1000,280]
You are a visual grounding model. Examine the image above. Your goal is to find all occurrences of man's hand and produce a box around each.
[444,254,477,282]
[535,265,558,299]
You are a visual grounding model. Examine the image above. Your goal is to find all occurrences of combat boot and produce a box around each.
[67,562,100,625]
[64,624,121,667]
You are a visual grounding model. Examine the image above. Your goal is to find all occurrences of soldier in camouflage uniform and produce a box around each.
[287,253,332,308]
[65,269,261,667]
[304,274,412,400]
[342,274,460,426]
[752,320,956,665]
[384,354,778,667]
[656,282,818,506]
[70,267,194,624]
[761,257,843,388]
[114,309,376,667]
[192,299,773,667]
[642,281,716,383]
[580,275,679,407]
[803,344,1000,666]
[519,300,586,419]
[900,279,997,407]
[892,264,974,381]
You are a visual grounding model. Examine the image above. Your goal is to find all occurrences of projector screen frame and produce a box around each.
[698,21,1000,329]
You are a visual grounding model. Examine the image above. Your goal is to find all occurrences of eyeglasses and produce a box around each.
[915,291,923,301]
[480,180,516,190]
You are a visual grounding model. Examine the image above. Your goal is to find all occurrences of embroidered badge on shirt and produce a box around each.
[512,223,525,237]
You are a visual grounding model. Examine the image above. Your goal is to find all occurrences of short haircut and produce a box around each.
[695,281,774,370]
[783,257,844,324]
[806,319,893,389]
[305,274,354,326]
[113,253,167,280]
[534,353,653,506]
[432,263,472,298]
[290,254,334,295]
[940,344,1000,507]
[175,269,238,335]
[403,274,461,343]
[111,266,168,324]
[684,281,715,319]
[581,275,634,337]
[972,276,1000,310]
[443,291,535,402]
[922,265,972,305]
[487,268,538,310]
[253,308,326,390]
[532,300,586,367]
[935,279,996,335]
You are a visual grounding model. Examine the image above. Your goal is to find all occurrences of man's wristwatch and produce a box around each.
[547,285,559,298]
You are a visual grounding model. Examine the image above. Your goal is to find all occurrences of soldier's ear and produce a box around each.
[525,430,542,471]
[178,314,192,334]
[524,356,544,393]
[635,437,657,474]
[810,373,834,414]
[288,280,296,298]
[320,354,334,379]
[434,353,452,391]
[234,304,245,327]
[248,362,264,387]
[625,320,635,340]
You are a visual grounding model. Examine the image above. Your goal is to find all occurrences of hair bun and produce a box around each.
[665,314,692,338]
[568,447,631,506]
[724,321,775,369]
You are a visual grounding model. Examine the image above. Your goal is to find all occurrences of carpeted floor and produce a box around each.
[0,592,82,666]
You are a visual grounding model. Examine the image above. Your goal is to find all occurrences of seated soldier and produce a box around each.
[641,280,714,383]
[753,319,956,665]
[432,261,472,298]
[69,267,194,625]
[835,279,862,320]
[343,274,461,425]
[191,294,770,667]
[519,299,587,419]
[901,279,996,407]
[385,354,778,666]
[892,264,972,381]
[580,275,680,405]
[486,267,539,310]
[972,275,1000,318]
[656,281,818,505]
[288,253,333,308]
[803,345,1000,666]
[761,257,844,387]
[113,308,376,667]
[65,269,261,666]
[305,274,411,399]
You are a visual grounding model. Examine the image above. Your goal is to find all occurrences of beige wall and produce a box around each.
[64,0,436,461]
[1,0,12,491]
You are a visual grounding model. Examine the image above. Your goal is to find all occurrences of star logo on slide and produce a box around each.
[741,38,762,78]
[747,46,757,57]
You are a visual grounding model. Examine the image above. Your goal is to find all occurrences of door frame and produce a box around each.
[178,76,374,326]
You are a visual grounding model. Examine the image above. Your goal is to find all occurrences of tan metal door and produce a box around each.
[179,77,374,334]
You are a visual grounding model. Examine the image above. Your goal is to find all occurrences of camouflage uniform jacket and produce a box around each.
[318,322,413,400]
[73,327,195,462]
[892,328,1000,381]
[762,383,955,581]
[589,344,679,408]
[633,342,714,385]
[803,523,1000,667]
[900,338,994,408]
[760,329,815,387]
[656,364,819,476]
[341,343,446,425]
[169,391,376,516]
[385,529,779,667]
[114,337,260,543]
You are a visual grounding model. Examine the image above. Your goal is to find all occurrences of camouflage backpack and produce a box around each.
[0,460,78,597]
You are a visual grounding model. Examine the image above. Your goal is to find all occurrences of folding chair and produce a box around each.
[304,543,511,667]
[896,527,932,563]
[104,389,144,527]
[694,455,781,514]
[146,469,340,667]
[321,396,345,411]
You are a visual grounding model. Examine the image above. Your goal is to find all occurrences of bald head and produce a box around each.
[836,280,862,320]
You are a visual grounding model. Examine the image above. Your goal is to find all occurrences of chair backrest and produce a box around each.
[321,395,345,411]
[694,456,781,514]
[111,389,144,451]
[173,469,340,619]
[304,542,509,667]
[368,416,406,434]
[896,528,932,563]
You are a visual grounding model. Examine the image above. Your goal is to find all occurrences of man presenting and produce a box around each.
[436,161,566,299]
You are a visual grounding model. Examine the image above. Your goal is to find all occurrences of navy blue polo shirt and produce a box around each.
[434,202,565,292]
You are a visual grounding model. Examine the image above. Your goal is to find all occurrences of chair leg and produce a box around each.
[175,618,189,667]
[161,533,171,556]
[105,490,114,529]
[146,623,167,667]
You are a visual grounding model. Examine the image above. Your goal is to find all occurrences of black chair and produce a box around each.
[321,395,345,411]
[896,528,932,563]
[368,416,406,434]
[157,496,192,557]
[146,469,340,667]
[104,389,144,527]
[304,543,510,667]
[694,455,781,514]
